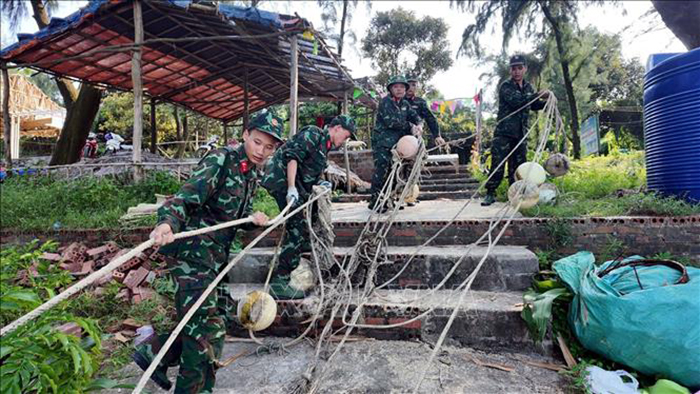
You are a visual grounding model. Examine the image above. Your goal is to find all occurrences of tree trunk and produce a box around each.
[30,0,103,165]
[652,0,700,50]
[175,114,189,159]
[336,0,349,116]
[541,4,581,159]
[49,86,102,165]
[2,67,12,166]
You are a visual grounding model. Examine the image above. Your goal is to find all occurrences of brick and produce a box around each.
[118,256,143,273]
[123,267,149,289]
[387,318,422,330]
[60,261,83,273]
[95,272,113,286]
[78,261,94,275]
[105,241,120,254]
[116,288,131,302]
[55,322,82,337]
[86,244,109,257]
[122,318,141,331]
[132,287,155,304]
[112,271,126,282]
[41,252,62,261]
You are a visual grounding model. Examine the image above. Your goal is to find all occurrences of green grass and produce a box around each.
[474,151,700,217]
[1,171,181,231]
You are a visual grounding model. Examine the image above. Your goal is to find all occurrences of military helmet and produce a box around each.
[329,114,357,140]
[248,111,284,142]
[406,75,419,83]
[386,75,409,91]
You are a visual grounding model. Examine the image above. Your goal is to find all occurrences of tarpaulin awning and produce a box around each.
[0,0,360,122]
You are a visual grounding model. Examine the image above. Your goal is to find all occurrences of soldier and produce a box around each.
[481,55,548,206]
[261,115,357,299]
[132,111,284,393]
[405,76,445,148]
[369,75,422,212]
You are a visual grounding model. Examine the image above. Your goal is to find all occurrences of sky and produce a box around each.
[0,0,687,101]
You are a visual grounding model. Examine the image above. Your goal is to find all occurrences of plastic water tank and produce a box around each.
[644,48,700,202]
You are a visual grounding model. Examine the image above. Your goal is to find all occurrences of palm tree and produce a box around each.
[2,0,102,165]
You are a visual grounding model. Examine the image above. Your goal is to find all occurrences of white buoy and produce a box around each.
[538,182,558,204]
[396,136,420,160]
[237,290,277,332]
[515,162,547,185]
[544,154,570,177]
[508,180,540,209]
[289,258,315,292]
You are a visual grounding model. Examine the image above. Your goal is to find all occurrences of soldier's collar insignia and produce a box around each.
[240,160,250,173]
[326,139,332,150]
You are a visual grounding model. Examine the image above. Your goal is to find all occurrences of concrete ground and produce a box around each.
[110,339,567,393]
[331,199,521,223]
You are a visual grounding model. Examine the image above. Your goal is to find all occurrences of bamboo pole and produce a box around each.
[243,67,249,132]
[343,90,351,193]
[131,0,144,181]
[150,98,157,154]
[289,35,299,137]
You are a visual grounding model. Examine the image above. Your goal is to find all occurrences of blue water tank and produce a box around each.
[644,48,700,202]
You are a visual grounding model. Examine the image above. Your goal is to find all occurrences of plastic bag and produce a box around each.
[554,252,700,388]
[586,365,639,394]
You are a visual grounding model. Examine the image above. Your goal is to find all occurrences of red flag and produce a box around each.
[473,89,482,104]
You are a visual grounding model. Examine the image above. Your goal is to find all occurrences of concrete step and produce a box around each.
[419,177,479,186]
[228,245,537,292]
[227,284,545,354]
[422,164,472,174]
[421,171,474,180]
[113,339,566,393]
[333,190,478,203]
[419,184,480,192]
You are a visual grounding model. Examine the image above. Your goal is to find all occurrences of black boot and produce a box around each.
[481,193,496,206]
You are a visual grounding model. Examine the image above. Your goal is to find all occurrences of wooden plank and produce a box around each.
[2,67,12,165]
[150,98,156,154]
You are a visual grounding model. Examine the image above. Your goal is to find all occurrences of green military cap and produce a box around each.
[249,111,284,142]
[329,114,357,140]
[406,75,419,83]
[509,55,526,66]
[386,75,409,91]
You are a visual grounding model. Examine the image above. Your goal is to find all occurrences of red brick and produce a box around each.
[86,244,109,257]
[55,322,82,337]
[388,318,422,330]
[112,271,126,282]
[41,252,62,261]
[132,287,155,304]
[123,267,149,289]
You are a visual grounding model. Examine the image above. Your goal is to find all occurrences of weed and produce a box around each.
[544,218,573,248]
[598,236,626,263]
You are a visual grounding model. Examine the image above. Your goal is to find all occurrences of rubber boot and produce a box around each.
[481,193,496,206]
[269,275,306,300]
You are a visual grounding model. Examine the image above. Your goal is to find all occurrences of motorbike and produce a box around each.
[82,132,99,159]
[196,135,220,158]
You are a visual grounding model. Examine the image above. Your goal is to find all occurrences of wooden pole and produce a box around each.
[131,0,144,180]
[289,35,299,137]
[150,98,157,154]
[243,67,249,132]
[343,89,351,193]
[223,122,228,145]
[2,66,11,166]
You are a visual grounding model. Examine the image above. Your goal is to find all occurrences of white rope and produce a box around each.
[0,214,263,337]
[132,190,329,394]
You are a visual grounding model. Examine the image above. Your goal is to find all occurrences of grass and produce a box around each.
[1,171,282,231]
[474,151,700,217]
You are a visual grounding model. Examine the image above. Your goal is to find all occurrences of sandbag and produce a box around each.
[553,252,700,388]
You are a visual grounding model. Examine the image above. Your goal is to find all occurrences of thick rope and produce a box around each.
[132,191,328,394]
[0,215,264,337]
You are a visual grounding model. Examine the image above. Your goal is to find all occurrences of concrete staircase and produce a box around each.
[227,244,542,354]
[333,163,482,203]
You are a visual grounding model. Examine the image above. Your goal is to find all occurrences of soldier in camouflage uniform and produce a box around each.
[482,55,548,206]
[405,76,445,148]
[369,75,422,212]
[132,111,284,393]
[261,115,356,299]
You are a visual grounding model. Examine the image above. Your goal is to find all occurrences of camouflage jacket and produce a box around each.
[261,125,331,201]
[372,95,421,148]
[495,79,546,138]
[157,145,257,266]
[406,96,440,140]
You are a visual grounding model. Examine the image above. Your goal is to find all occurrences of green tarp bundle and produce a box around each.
[554,252,700,388]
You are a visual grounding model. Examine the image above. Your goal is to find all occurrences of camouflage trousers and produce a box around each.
[485,134,527,193]
[270,190,314,276]
[135,258,235,394]
[370,145,394,204]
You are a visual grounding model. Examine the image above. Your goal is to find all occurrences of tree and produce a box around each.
[1,0,103,165]
[651,0,700,50]
[317,0,371,59]
[453,0,601,159]
[361,7,453,88]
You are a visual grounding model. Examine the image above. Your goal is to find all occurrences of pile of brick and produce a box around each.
[41,241,168,304]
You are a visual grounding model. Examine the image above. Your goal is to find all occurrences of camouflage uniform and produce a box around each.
[370,78,421,206]
[485,78,545,193]
[406,96,440,142]
[261,125,333,276]
[134,112,283,393]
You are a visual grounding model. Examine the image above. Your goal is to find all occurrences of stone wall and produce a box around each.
[328,149,374,182]
[3,215,698,264]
